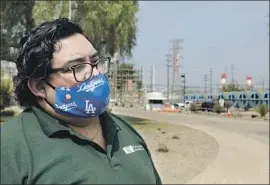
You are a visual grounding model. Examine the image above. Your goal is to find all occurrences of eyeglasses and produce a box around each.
[50,57,110,82]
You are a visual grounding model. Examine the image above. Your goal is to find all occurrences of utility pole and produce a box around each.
[231,64,235,85]
[204,74,208,94]
[170,39,183,102]
[181,74,186,103]
[165,54,172,102]
[210,68,212,94]
[261,77,265,91]
[151,65,155,92]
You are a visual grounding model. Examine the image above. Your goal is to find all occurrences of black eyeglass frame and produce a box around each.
[50,57,111,82]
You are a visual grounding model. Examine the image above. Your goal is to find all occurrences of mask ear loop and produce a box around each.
[44,80,56,90]
[42,80,57,110]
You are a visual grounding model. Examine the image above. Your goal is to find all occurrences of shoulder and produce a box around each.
[1,108,34,153]
[1,107,34,141]
[109,113,146,143]
[1,114,25,142]
[1,109,32,183]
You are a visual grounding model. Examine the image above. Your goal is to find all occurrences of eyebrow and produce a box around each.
[63,52,99,68]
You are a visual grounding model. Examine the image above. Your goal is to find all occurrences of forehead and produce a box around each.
[52,33,96,68]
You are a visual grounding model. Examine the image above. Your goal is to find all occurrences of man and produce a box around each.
[1,18,162,184]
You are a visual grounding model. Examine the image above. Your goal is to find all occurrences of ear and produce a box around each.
[27,79,47,98]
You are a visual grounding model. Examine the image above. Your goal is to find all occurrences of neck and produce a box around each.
[68,116,100,128]
[68,117,102,142]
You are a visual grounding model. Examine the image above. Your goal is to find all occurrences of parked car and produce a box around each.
[201,102,214,112]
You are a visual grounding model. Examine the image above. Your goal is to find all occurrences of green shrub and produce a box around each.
[213,104,223,114]
[0,75,14,110]
[189,103,197,112]
[255,104,269,117]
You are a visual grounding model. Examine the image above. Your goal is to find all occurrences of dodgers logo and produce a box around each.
[77,78,105,92]
[85,100,96,114]
[55,101,77,111]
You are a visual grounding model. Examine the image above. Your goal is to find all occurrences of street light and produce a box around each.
[181,74,186,104]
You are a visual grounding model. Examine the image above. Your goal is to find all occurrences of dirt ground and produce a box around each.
[122,116,220,184]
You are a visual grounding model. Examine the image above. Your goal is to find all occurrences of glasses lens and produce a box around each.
[97,58,110,74]
[74,63,92,82]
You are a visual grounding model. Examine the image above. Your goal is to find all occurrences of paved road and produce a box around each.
[112,107,269,184]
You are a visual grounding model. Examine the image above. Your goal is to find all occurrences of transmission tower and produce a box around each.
[165,54,172,102]
[170,39,184,101]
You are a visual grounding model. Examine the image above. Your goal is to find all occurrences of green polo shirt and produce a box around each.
[1,106,162,184]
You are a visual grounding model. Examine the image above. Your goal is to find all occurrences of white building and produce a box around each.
[144,92,166,111]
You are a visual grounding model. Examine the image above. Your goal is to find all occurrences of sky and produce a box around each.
[132,1,269,89]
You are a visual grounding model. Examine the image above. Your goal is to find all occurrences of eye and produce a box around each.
[63,67,73,73]
[74,64,86,73]
[90,54,100,64]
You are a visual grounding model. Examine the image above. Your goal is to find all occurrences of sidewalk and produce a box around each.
[186,124,269,184]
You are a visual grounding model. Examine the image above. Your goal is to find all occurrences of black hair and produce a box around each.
[13,18,89,107]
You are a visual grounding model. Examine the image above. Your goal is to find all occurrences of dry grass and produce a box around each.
[172,135,179,139]
[156,143,169,153]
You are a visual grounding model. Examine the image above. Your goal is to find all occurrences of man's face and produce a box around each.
[42,33,99,122]
[49,33,97,87]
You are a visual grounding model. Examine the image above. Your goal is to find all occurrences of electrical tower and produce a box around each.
[165,54,172,102]
[170,39,184,102]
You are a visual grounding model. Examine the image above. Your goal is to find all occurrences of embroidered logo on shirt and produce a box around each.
[122,145,144,154]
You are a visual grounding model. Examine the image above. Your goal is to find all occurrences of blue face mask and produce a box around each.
[48,73,110,118]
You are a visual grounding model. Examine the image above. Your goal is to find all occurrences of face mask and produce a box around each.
[47,73,110,118]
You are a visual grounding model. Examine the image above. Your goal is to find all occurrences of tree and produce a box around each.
[32,1,68,26]
[1,0,35,61]
[32,1,139,59]
[81,1,138,59]
[222,84,242,92]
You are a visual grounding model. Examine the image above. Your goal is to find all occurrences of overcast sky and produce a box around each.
[132,1,269,88]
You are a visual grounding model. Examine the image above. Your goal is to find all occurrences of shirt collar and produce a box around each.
[31,105,121,137]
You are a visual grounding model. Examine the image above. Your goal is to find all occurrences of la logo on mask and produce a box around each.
[85,100,96,114]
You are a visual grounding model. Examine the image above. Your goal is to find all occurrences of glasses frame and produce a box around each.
[50,57,111,82]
